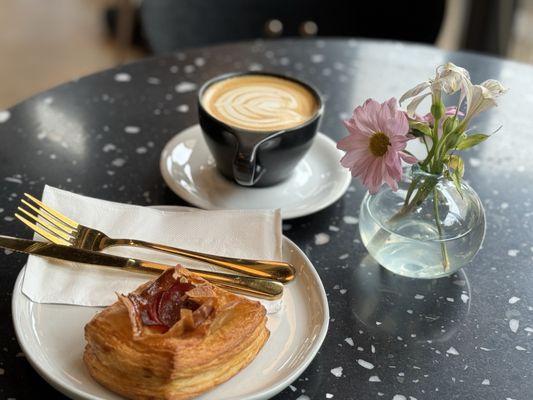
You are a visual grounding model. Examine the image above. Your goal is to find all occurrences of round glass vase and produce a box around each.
[359,166,486,279]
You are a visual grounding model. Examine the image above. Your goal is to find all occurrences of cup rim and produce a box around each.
[197,71,324,134]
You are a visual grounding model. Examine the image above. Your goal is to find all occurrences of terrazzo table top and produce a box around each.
[0,39,531,399]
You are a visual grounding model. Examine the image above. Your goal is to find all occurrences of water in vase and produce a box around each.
[359,179,486,279]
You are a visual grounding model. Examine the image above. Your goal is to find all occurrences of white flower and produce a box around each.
[404,91,431,118]
[462,79,506,124]
[399,81,430,104]
[400,62,471,117]
[436,63,470,95]
[480,79,507,97]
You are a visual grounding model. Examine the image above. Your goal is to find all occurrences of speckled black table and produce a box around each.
[0,38,531,400]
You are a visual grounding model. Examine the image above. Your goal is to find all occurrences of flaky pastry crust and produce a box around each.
[83,265,269,400]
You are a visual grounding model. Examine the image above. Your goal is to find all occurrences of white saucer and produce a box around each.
[12,232,329,400]
[160,124,351,219]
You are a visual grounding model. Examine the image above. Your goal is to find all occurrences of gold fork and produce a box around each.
[15,193,295,283]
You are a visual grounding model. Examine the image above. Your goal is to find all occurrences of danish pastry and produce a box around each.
[83,265,269,400]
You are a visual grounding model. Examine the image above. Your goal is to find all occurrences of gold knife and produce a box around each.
[0,235,283,300]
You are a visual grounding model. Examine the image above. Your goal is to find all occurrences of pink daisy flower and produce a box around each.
[337,98,417,194]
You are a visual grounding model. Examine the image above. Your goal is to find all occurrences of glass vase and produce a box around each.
[359,166,486,279]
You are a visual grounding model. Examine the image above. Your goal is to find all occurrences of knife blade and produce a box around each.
[0,235,149,269]
[0,235,283,299]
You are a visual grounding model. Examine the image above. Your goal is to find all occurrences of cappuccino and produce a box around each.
[201,74,318,131]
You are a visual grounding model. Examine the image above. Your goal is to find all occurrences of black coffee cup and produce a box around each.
[197,72,324,187]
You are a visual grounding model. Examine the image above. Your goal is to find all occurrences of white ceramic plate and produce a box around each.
[160,124,351,219]
[12,236,329,400]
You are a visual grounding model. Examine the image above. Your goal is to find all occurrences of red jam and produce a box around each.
[127,269,200,332]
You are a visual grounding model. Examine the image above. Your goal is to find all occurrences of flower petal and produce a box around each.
[340,147,369,168]
[400,151,417,164]
[481,79,507,97]
[464,84,498,123]
[384,113,409,136]
[354,99,381,133]
[365,158,384,194]
[350,153,374,178]
[437,62,471,94]
[343,119,370,137]
[385,151,402,180]
[382,97,398,120]
[337,134,369,152]
[405,92,431,117]
[399,81,430,104]
[339,97,417,194]
[384,170,399,191]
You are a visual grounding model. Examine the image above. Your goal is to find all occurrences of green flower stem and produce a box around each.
[368,177,449,270]
[398,176,437,219]
[430,117,441,173]
[402,176,419,208]
[432,186,450,270]
[421,135,430,154]
[420,116,441,171]
[420,146,435,169]
[366,177,437,254]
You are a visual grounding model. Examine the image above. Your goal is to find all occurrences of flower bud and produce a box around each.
[431,101,445,121]
[442,116,460,136]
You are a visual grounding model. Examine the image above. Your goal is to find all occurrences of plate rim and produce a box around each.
[159,124,351,219]
[12,235,329,400]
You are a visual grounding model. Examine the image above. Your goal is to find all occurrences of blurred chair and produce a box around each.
[436,0,472,50]
[462,0,518,56]
[432,0,518,55]
[138,0,446,54]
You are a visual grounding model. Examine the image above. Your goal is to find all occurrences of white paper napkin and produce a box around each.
[22,186,283,312]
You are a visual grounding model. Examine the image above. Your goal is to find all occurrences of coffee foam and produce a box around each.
[202,75,318,131]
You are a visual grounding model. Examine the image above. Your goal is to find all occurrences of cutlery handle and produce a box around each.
[124,258,284,300]
[107,238,295,283]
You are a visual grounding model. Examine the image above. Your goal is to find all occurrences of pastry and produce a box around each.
[83,265,269,400]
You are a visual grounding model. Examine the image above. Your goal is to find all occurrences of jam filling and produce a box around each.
[127,269,201,332]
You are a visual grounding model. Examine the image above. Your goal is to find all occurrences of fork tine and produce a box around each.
[23,193,78,229]
[20,199,77,235]
[17,207,74,243]
[15,213,71,246]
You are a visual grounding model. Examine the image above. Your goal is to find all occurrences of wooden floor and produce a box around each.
[0,0,532,110]
[0,0,144,109]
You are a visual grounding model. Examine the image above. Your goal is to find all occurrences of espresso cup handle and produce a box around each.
[233,140,263,186]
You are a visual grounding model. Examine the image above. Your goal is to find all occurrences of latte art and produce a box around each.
[215,86,305,130]
[202,75,318,131]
